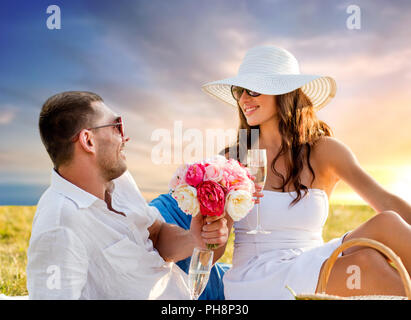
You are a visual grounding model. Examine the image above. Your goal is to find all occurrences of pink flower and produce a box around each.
[185,163,205,187]
[221,162,248,192]
[169,164,189,190]
[204,163,223,183]
[196,180,226,216]
[206,155,227,167]
[233,178,255,194]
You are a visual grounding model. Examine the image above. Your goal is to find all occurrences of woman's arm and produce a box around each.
[321,137,411,225]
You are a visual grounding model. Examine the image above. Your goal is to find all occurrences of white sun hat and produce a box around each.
[201,45,337,110]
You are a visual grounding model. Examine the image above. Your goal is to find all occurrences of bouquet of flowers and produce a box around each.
[169,155,256,248]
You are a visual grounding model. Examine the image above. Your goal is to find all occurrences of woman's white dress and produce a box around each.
[223,188,349,300]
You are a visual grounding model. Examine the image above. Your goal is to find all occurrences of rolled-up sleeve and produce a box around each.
[145,204,165,225]
[27,227,88,300]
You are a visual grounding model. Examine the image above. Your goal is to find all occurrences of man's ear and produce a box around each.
[78,130,96,154]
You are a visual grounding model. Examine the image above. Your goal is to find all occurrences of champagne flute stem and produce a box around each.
[256,202,261,229]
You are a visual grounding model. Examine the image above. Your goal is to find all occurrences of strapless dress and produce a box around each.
[223,188,350,299]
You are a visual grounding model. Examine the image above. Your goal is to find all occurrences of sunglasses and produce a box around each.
[71,117,125,142]
[231,85,261,101]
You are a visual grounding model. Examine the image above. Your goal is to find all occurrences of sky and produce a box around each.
[0,0,410,205]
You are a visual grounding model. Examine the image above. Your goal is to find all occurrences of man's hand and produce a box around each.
[190,212,228,249]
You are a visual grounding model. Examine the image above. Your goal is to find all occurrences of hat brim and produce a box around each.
[202,74,336,110]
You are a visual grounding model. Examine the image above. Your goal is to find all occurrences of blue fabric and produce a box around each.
[149,193,230,300]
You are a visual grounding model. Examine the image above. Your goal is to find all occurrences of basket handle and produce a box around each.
[317,237,411,299]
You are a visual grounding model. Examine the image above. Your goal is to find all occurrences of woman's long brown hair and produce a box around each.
[221,88,333,207]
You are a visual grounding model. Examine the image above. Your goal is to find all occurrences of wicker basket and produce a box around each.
[287,238,411,300]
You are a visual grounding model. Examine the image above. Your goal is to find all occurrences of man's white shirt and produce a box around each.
[26,170,190,299]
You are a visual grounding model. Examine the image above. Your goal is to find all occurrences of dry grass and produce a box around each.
[0,206,35,296]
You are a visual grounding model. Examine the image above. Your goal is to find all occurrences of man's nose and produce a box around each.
[122,135,130,143]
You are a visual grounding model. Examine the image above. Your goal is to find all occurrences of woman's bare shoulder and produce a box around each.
[308,136,350,192]
[311,136,357,170]
[312,136,349,154]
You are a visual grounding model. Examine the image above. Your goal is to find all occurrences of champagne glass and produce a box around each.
[247,149,271,234]
[188,247,214,300]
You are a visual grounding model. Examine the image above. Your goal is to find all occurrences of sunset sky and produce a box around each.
[1,0,410,205]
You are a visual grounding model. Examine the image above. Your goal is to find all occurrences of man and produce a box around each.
[27,91,229,299]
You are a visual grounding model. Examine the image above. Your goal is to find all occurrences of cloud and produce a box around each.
[0,106,17,125]
[1,0,411,199]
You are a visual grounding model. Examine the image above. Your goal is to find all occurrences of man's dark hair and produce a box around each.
[39,91,103,169]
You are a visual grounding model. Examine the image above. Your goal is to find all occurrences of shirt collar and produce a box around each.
[50,169,100,209]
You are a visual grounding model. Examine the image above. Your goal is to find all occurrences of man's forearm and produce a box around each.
[154,222,197,262]
[149,213,230,264]
[154,223,231,264]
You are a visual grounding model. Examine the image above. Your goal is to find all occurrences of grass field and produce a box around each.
[0,204,376,296]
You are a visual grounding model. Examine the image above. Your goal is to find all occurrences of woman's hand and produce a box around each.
[253,185,264,204]
[251,175,264,204]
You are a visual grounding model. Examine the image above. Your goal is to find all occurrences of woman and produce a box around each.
[201,45,411,299]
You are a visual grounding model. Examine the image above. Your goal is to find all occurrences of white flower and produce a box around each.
[225,189,254,221]
[171,184,200,216]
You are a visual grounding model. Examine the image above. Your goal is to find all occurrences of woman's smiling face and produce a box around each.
[238,90,278,127]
